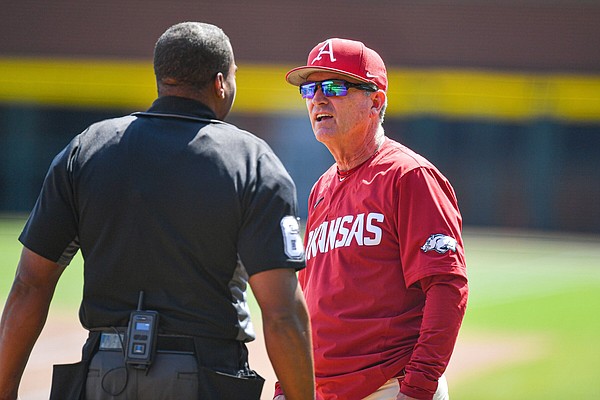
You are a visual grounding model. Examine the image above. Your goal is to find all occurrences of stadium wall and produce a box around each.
[1,1,599,233]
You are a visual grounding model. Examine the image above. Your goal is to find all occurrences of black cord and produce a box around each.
[100,326,129,396]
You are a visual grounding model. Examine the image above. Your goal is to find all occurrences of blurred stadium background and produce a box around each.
[1,1,599,399]
[1,0,599,232]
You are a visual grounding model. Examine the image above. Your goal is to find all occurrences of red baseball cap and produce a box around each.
[286,38,387,92]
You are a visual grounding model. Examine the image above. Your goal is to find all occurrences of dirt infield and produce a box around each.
[16,311,545,399]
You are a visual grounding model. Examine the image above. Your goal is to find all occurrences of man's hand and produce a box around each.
[396,394,419,400]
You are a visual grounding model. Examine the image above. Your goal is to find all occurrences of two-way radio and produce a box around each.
[125,291,159,369]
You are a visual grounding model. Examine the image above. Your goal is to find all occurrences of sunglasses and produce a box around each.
[299,79,377,99]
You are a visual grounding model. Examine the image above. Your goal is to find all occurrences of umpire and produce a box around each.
[0,22,314,400]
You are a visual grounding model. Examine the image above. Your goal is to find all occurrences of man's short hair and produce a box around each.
[154,22,233,90]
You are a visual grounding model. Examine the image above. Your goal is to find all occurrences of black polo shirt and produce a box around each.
[20,96,305,340]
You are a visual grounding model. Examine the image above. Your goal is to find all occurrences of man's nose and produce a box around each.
[311,86,328,103]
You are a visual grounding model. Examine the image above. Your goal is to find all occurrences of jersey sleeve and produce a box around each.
[397,167,467,287]
[400,273,469,398]
[19,137,81,266]
[237,150,305,276]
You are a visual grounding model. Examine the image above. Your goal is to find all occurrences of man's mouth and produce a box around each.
[316,113,333,122]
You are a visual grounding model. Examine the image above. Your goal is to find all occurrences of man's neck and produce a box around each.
[333,126,385,171]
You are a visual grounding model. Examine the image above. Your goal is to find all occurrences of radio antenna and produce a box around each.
[137,291,145,311]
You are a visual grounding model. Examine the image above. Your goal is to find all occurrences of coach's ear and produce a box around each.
[370,90,386,118]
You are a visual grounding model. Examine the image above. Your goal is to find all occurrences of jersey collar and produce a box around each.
[144,96,219,121]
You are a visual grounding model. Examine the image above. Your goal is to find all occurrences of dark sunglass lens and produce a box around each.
[321,80,348,97]
[300,82,317,99]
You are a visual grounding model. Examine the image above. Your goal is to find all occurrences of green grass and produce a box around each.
[0,215,85,310]
[1,219,600,398]
[453,229,600,399]
[0,216,26,298]
[455,285,600,399]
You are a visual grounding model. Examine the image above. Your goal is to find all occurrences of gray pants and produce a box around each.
[85,351,199,399]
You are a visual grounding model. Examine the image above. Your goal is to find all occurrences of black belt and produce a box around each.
[99,332,195,354]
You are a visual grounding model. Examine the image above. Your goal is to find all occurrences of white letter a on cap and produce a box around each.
[311,39,336,64]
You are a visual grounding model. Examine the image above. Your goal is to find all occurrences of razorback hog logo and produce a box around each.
[421,234,457,254]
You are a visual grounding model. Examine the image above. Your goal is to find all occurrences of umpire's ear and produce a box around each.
[213,72,226,99]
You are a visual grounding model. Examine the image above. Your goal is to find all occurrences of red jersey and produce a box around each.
[300,137,467,400]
